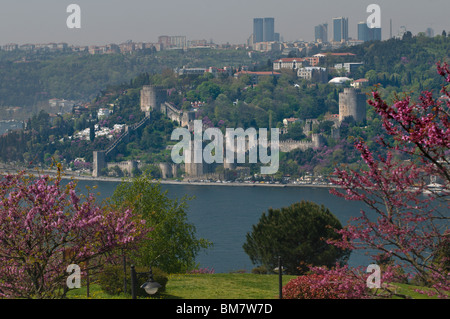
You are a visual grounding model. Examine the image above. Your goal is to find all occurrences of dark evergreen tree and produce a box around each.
[243,201,350,275]
[89,122,95,142]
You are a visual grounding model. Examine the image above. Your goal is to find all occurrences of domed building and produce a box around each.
[328,77,353,85]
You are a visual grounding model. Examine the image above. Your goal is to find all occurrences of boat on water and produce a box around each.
[423,175,448,195]
[423,182,446,195]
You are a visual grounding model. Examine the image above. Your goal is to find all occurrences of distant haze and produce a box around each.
[0,0,448,45]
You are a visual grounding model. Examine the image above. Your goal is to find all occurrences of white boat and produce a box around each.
[423,182,445,194]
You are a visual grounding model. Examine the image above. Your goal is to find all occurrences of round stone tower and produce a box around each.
[140,85,167,116]
[339,88,367,123]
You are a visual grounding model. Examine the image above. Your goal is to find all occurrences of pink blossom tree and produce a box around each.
[0,166,150,298]
[329,62,450,298]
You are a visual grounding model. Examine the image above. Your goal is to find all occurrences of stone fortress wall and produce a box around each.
[93,85,366,179]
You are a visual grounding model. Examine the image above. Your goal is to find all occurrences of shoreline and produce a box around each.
[0,168,339,189]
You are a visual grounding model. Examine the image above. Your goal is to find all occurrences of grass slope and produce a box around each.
[66,273,440,299]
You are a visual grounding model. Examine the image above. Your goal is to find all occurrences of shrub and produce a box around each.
[251,265,269,274]
[282,266,370,299]
[98,264,168,297]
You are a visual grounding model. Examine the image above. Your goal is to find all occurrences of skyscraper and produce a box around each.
[333,17,349,42]
[315,23,328,43]
[358,21,368,41]
[253,17,276,43]
[263,17,275,42]
[372,27,382,41]
[253,18,264,43]
[358,21,382,42]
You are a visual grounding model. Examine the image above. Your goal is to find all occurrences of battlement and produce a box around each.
[272,134,325,152]
[162,102,195,127]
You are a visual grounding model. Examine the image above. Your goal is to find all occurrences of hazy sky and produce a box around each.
[0,0,449,46]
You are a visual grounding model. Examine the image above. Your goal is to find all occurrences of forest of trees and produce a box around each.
[0,47,262,107]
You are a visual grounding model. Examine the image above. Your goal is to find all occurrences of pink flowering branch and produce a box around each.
[0,167,150,299]
[328,63,450,298]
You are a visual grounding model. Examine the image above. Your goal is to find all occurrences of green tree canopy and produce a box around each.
[111,175,212,273]
[243,200,350,275]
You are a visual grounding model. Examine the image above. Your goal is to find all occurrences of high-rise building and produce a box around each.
[315,23,328,43]
[253,17,276,43]
[358,21,382,42]
[253,18,264,43]
[263,17,275,42]
[158,35,187,49]
[274,32,280,42]
[333,17,349,42]
[357,22,367,41]
[372,27,382,41]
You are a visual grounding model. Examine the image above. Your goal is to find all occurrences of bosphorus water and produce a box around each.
[75,179,372,273]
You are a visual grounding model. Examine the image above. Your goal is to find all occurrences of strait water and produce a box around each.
[75,180,372,273]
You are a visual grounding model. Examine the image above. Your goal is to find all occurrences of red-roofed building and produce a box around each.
[324,113,340,121]
[208,66,233,77]
[304,56,321,67]
[283,117,301,127]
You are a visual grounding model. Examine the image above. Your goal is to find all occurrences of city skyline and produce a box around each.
[0,0,448,46]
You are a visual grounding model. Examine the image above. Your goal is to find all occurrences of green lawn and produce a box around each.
[66,273,441,299]
[67,273,296,299]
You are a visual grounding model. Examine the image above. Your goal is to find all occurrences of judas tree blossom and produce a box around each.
[282,264,370,299]
[329,62,450,298]
[0,167,150,299]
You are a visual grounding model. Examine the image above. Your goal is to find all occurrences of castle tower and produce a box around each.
[184,141,203,178]
[182,111,196,128]
[93,151,106,178]
[140,85,167,116]
[311,134,325,148]
[159,163,173,179]
[339,88,367,123]
[171,164,178,178]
